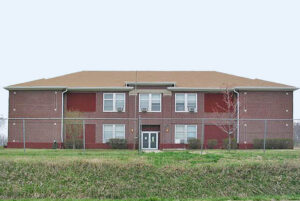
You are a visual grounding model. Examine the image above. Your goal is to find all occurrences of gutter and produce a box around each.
[126,82,176,87]
[233,86,298,91]
[67,87,133,91]
[4,86,67,90]
[60,89,68,147]
[167,87,229,92]
[233,89,240,144]
[5,86,298,92]
[4,86,134,91]
[167,86,298,92]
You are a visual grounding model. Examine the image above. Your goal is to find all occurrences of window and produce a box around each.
[175,93,197,112]
[103,124,125,143]
[103,93,125,112]
[139,93,161,112]
[175,125,197,144]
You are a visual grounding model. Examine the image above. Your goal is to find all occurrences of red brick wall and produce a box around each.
[238,91,293,146]
[7,90,294,149]
[8,91,62,147]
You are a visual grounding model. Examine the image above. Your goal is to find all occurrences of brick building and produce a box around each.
[4,71,297,149]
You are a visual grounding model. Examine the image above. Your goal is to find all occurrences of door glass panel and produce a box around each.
[143,133,149,148]
[150,133,157,148]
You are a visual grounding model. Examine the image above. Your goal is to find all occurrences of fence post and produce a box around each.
[23,119,26,153]
[138,115,141,154]
[263,119,267,153]
[200,119,204,155]
[82,120,85,151]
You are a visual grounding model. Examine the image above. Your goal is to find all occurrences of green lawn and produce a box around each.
[0,149,300,200]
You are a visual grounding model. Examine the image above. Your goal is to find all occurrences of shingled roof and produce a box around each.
[5,71,297,91]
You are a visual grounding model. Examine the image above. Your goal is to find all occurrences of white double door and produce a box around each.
[141,132,158,150]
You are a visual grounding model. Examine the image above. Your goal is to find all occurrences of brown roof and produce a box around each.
[6,71,296,90]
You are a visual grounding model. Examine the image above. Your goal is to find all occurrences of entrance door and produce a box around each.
[142,132,158,150]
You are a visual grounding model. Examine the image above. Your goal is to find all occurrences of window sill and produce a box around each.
[175,111,198,113]
[139,111,162,113]
[103,111,125,113]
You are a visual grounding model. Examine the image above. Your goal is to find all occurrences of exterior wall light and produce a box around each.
[165,127,169,133]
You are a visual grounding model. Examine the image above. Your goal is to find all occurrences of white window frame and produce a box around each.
[103,93,125,112]
[139,93,162,112]
[103,124,125,143]
[175,93,197,112]
[175,125,197,144]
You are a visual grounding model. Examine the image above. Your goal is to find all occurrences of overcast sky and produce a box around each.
[0,0,299,120]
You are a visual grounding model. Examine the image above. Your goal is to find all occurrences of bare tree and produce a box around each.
[64,111,83,149]
[212,88,238,150]
[294,122,300,148]
[0,116,7,146]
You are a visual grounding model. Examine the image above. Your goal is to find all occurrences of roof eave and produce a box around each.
[167,86,298,92]
[4,86,67,91]
[167,87,229,92]
[4,86,134,91]
[125,81,176,87]
[67,87,133,91]
[234,86,298,91]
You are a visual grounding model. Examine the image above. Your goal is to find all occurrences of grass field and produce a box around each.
[0,148,300,200]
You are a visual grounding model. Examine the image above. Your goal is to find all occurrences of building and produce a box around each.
[4,71,297,149]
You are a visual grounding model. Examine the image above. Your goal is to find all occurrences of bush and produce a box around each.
[207,139,218,149]
[187,138,201,149]
[222,138,237,149]
[52,141,58,149]
[64,139,83,149]
[253,138,293,149]
[107,138,127,149]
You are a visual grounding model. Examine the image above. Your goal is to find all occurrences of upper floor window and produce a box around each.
[103,124,125,143]
[175,125,197,144]
[103,93,125,112]
[139,93,161,112]
[175,93,197,112]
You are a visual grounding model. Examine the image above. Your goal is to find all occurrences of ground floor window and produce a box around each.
[175,125,197,144]
[103,124,125,143]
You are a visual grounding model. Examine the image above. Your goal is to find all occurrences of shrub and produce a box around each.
[107,138,127,149]
[64,139,83,149]
[52,141,58,149]
[187,138,201,149]
[222,138,237,149]
[207,139,218,149]
[253,138,293,149]
[253,139,264,149]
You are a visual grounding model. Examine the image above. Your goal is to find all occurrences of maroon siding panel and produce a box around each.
[7,142,63,149]
[67,93,96,112]
[239,143,254,149]
[204,93,234,113]
[85,124,96,144]
[142,125,160,131]
[204,125,231,148]
[160,144,187,149]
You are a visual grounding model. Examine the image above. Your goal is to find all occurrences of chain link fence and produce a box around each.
[0,117,300,152]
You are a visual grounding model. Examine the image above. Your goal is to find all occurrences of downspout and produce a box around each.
[233,89,240,144]
[61,89,68,148]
